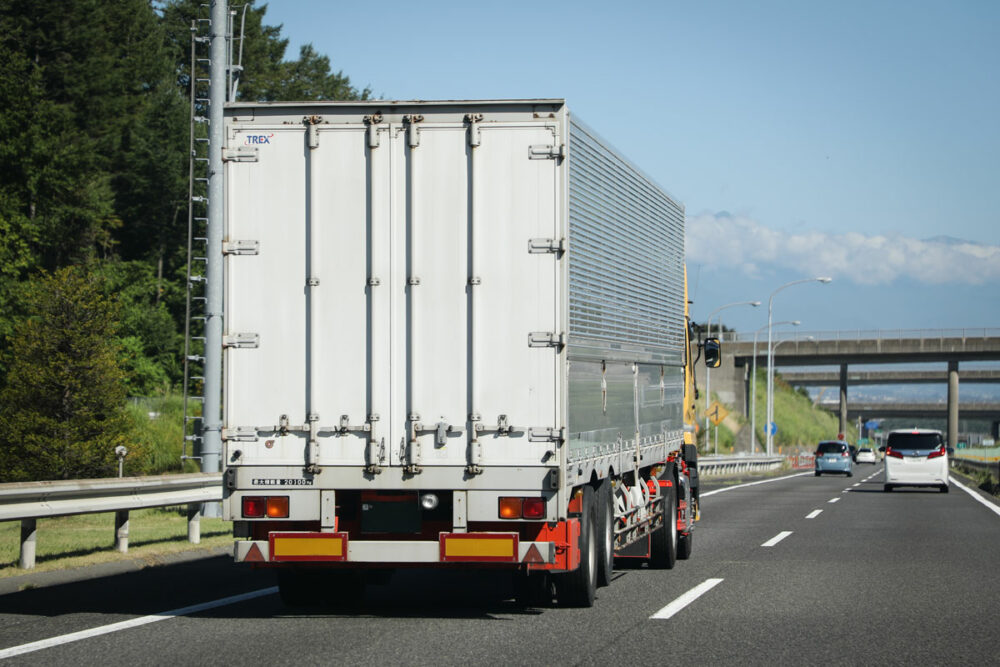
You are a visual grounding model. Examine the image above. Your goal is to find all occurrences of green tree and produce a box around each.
[0,267,137,481]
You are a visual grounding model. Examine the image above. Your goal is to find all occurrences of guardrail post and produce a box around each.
[187,503,201,544]
[114,510,129,553]
[20,519,37,569]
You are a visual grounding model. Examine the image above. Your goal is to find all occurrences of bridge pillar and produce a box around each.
[839,364,848,437]
[948,360,959,448]
[992,421,1000,440]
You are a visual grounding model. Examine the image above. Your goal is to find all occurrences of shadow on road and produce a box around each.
[0,555,622,621]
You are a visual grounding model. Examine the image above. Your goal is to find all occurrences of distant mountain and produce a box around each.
[923,235,976,246]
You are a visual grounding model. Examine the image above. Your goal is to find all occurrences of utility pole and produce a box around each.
[201,0,227,517]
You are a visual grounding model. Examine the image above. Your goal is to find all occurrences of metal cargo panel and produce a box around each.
[224,102,565,473]
[564,117,687,465]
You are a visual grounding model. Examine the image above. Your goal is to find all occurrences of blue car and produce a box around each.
[814,440,854,477]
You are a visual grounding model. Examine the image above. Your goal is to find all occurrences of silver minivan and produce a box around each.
[883,429,949,493]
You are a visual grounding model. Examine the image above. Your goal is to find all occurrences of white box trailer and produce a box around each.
[221,99,705,607]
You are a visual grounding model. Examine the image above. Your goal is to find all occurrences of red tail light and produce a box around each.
[521,497,546,519]
[242,496,266,517]
[886,448,903,459]
[927,446,946,459]
[842,451,849,458]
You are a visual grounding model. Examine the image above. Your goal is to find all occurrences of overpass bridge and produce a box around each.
[814,401,1000,421]
[782,369,1000,386]
[703,328,1000,447]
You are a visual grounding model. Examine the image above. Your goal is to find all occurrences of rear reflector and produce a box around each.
[440,533,518,562]
[270,532,347,562]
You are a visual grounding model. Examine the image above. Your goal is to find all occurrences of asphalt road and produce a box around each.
[2,468,999,666]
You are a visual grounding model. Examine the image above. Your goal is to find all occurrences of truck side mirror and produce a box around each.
[704,338,721,368]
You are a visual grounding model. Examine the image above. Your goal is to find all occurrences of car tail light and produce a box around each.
[521,497,546,519]
[266,496,290,518]
[242,496,266,518]
[886,447,903,459]
[499,497,522,519]
[927,446,946,459]
[842,451,849,458]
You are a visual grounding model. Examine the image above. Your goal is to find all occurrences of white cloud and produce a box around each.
[686,213,1000,286]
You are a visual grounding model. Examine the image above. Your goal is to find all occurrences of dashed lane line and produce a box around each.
[650,578,725,620]
[0,587,279,660]
[828,497,840,503]
[700,472,812,498]
[950,476,1000,518]
[761,531,793,547]
[806,510,823,519]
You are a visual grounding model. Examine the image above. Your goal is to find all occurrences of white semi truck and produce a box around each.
[221,99,719,606]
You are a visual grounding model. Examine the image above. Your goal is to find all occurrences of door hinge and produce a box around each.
[223,333,260,349]
[528,331,565,349]
[529,144,565,160]
[223,239,259,255]
[223,146,259,162]
[528,238,566,255]
[465,113,483,147]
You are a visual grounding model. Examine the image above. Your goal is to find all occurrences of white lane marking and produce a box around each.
[0,587,278,660]
[700,472,811,498]
[761,531,793,547]
[650,578,725,620]
[806,509,822,519]
[950,476,1000,518]
[852,483,860,487]
[828,497,840,504]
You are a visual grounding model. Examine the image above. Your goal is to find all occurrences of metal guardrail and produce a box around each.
[951,454,1000,481]
[697,455,784,476]
[1,473,222,570]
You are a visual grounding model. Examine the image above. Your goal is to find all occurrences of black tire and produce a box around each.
[814,471,821,477]
[677,530,693,560]
[277,569,317,607]
[554,486,597,607]
[847,470,853,477]
[939,484,949,494]
[883,484,893,492]
[649,483,677,570]
[595,479,615,587]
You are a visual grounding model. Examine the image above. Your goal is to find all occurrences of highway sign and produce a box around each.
[865,420,880,430]
[708,401,729,426]
[767,421,777,436]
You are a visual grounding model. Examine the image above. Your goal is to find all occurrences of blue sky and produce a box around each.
[263,0,999,334]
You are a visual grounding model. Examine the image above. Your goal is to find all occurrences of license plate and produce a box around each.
[904,457,924,464]
[826,457,840,462]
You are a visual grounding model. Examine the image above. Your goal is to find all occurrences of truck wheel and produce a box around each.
[649,484,677,570]
[555,486,597,607]
[677,530,693,560]
[595,479,614,587]
[277,569,317,607]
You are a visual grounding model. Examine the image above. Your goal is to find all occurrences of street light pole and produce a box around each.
[704,300,761,450]
[766,278,831,455]
[751,320,799,453]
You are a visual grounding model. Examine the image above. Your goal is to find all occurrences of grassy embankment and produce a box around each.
[702,368,849,455]
[1,394,227,580]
